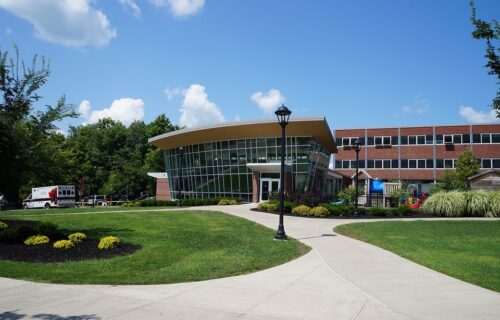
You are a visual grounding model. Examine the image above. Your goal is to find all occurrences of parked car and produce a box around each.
[88,195,106,206]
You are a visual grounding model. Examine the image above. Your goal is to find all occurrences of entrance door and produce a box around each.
[260,178,280,202]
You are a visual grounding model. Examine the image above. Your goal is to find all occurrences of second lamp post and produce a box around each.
[353,139,361,217]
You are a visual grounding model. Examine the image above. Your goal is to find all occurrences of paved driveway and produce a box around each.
[1,204,499,320]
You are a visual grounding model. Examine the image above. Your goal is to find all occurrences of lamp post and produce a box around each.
[274,104,292,240]
[353,139,361,217]
[177,146,184,207]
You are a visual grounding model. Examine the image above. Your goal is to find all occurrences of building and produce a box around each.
[149,118,343,202]
[333,124,500,193]
[469,169,500,191]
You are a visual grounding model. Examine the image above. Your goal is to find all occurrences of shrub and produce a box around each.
[53,239,74,250]
[217,198,238,205]
[24,235,50,245]
[292,205,312,217]
[0,221,7,230]
[68,232,87,243]
[488,192,500,217]
[422,191,467,217]
[258,201,279,212]
[36,221,58,236]
[0,229,20,243]
[16,224,37,239]
[310,206,330,217]
[133,202,141,207]
[391,204,411,216]
[388,189,410,207]
[139,199,177,207]
[465,191,490,217]
[370,207,387,217]
[338,186,357,204]
[98,236,120,250]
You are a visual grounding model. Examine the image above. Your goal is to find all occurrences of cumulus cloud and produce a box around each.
[165,87,184,101]
[0,0,116,47]
[459,106,499,124]
[149,0,205,16]
[178,84,225,128]
[250,89,285,115]
[79,98,145,126]
[119,0,141,16]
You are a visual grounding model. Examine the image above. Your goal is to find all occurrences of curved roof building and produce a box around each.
[149,117,341,202]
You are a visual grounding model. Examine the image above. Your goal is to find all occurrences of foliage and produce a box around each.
[489,192,500,217]
[68,232,87,243]
[320,203,358,216]
[422,191,468,217]
[180,197,241,207]
[292,205,312,217]
[469,0,500,116]
[16,224,37,239]
[338,186,357,204]
[138,199,177,207]
[258,201,278,213]
[217,198,239,205]
[388,189,410,207]
[370,207,387,217]
[465,191,490,216]
[282,192,326,207]
[391,204,411,216]
[0,229,20,243]
[438,151,480,191]
[0,221,7,230]
[36,221,58,237]
[310,206,329,217]
[24,235,50,245]
[98,236,120,250]
[53,240,74,250]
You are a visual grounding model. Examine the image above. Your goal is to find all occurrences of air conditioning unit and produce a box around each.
[443,135,453,144]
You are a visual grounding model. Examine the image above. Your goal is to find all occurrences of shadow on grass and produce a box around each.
[59,227,134,238]
[0,311,100,320]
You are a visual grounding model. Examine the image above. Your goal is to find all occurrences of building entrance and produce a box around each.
[260,178,280,202]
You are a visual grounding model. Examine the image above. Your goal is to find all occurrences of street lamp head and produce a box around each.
[275,104,292,125]
[352,139,361,152]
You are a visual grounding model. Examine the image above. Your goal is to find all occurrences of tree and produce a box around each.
[470,0,500,117]
[438,150,480,191]
[0,45,77,201]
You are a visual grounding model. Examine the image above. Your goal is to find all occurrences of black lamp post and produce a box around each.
[177,146,184,207]
[353,139,361,217]
[274,104,292,240]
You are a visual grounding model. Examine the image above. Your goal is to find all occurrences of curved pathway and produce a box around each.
[1,204,499,320]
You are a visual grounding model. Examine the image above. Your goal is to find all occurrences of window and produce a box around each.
[493,159,500,169]
[342,160,350,169]
[453,134,462,144]
[383,136,391,145]
[426,135,434,144]
[436,134,443,144]
[409,136,417,145]
[400,136,408,145]
[436,159,444,168]
[367,137,374,145]
[473,134,481,143]
[358,160,366,169]
[417,135,425,145]
[481,133,491,143]
[383,160,391,169]
[335,160,341,168]
[392,159,399,168]
[401,159,408,168]
[482,159,492,169]
[462,134,470,144]
[443,135,453,144]
[374,160,383,168]
[492,134,500,143]
[342,138,350,146]
[426,159,434,168]
[418,159,426,169]
[358,137,365,145]
[409,159,417,168]
[391,136,398,145]
[367,160,374,168]
[375,137,383,145]
[444,159,454,168]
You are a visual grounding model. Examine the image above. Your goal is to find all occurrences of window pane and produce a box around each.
[436,134,443,144]
[462,134,470,144]
[473,134,481,143]
[426,159,434,168]
[335,160,341,168]
[492,134,500,143]
[426,135,433,144]
[481,134,491,143]
[482,159,492,169]
[400,136,408,145]
[359,160,366,168]
[358,137,365,145]
[367,137,374,145]
[409,136,417,145]
[409,160,417,168]
[493,159,500,169]
[391,136,398,145]
[418,159,426,168]
[436,159,444,168]
[342,160,350,169]
[336,138,343,146]
[445,159,453,168]
[375,160,382,168]
[367,160,374,168]
[375,137,382,145]
[401,159,408,168]
[383,160,391,168]
[417,136,425,145]
[342,138,350,146]
[444,135,453,143]
[453,134,462,144]
[392,159,398,168]
[383,137,391,145]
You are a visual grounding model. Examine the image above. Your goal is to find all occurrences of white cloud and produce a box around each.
[80,98,145,126]
[0,0,116,47]
[178,84,225,128]
[149,0,205,17]
[119,0,141,16]
[400,94,429,115]
[250,89,285,115]
[165,87,184,101]
[459,106,499,124]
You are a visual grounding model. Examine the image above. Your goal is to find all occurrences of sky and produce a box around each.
[0,0,499,134]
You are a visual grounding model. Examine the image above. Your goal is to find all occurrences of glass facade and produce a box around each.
[164,136,332,202]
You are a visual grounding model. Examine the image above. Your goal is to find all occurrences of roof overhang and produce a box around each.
[148,117,337,154]
[147,172,168,179]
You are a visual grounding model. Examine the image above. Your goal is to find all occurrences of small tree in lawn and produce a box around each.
[455,150,480,190]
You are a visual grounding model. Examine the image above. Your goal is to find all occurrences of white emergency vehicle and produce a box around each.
[23,185,76,209]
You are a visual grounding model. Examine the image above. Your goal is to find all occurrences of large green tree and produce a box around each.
[470,0,500,116]
[438,150,480,191]
[0,46,77,201]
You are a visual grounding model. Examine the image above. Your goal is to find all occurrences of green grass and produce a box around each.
[0,210,309,284]
[1,206,177,216]
[335,221,500,292]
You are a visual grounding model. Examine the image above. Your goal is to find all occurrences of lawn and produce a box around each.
[334,221,500,292]
[1,206,177,216]
[0,209,309,284]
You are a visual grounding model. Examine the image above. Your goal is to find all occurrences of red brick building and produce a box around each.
[334,124,500,193]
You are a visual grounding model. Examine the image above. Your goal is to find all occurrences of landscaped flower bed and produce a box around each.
[0,219,138,263]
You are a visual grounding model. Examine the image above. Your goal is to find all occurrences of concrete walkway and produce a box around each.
[1,204,499,320]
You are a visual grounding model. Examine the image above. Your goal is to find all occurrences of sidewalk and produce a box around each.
[0,204,498,320]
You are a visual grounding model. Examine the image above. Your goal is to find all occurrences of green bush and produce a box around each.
[292,205,312,216]
[370,207,387,217]
[139,199,177,207]
[98,236,120,250]
[36,221,58,236]
[0,221,7,230]
[392,204,411,216]
[217,198,238,205]
[465,191,490,217]
[338,186,357,204]
[422,191,467,217]
[488,192,500,217]
[320,204,359,216]
[24,235,50,245]
[0,229,20,243]
[16,224,37,239]
[53,239,74,250]
[258,201,278,212]
[68,232,87,243]
[310,206,329,217]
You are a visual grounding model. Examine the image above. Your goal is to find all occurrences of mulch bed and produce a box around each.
[0,219,139,263]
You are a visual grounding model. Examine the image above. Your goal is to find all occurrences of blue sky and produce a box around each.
[0,0,499,133]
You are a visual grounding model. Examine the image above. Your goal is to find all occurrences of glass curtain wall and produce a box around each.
[164,136,331,202]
